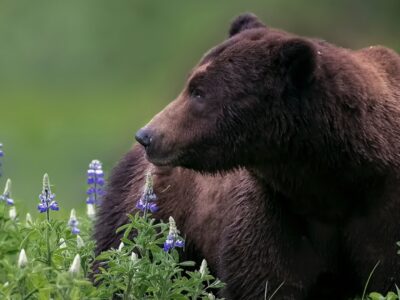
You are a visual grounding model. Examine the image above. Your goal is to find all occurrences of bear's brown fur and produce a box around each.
[95,13,400,299]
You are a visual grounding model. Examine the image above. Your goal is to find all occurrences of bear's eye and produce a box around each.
[190,88,204,100]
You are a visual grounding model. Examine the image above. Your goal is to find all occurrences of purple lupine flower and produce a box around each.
[37,174,59,214]
[86,160,105,206]
[163,217,185,252]
[136,171,158,213]
[68,209,80,234]
[0,143,3,178]
[0,179,14,206]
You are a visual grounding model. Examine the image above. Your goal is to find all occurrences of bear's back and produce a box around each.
[355,46,400,93]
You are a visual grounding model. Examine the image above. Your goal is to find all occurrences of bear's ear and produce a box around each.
[229,13,266,37]
[279,38,317,89]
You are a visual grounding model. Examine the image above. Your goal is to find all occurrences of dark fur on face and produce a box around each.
[140,14,400,179]
[141,22,321,173]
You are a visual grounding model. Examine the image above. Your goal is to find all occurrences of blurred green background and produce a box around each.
[0,0,399,216]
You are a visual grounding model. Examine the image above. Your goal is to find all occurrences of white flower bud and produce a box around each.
[89,160,102,170]
[76,235,85,249]
[25,213,33,226]
[59,238,67,249]
[130,252,138,262]
[117,242,124,251]
[8,206,16,220]
[207,293,216,300]
[42,173,51,194]
[168,216,179,236]
[69,209,77,223]
[2,178,12,196]
[86,204,95,219]
[18,249,28,268]
[199,259,207,277]
[69,254,81,275]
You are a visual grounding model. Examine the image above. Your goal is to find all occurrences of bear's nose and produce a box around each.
[135,128,152,148]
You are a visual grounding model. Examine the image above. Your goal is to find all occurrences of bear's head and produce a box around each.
[136,13,320,173]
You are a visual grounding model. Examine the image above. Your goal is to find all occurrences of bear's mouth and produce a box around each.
[144,150,182,167]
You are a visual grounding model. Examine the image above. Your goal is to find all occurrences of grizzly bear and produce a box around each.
[95,13,400,300]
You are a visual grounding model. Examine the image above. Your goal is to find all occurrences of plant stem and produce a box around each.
[0,203,5,228]
[124,270,134,300]
[46,219,51,266]
[94,174,97,205]
[45,191,51,267]
[362,261,380,300]
[143,198,148,221]
[191,284,201,300]
[19,274,26,299]
[23,288,38,300]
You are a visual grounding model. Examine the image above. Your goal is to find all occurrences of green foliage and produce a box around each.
[95,214,224,299]
[0,184,223,299]
[367,291,400,300]
[0,199,97,299]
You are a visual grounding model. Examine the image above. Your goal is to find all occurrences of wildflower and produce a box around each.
[37,174,59,214]
[130,252,138,262]
[59,238,67,249]
[8,206,16,220]
[0,179,14,205]
[86,160,105,206]
[76,235,85,249]
[207,293,216,300]
[18,249,28,268]
[68,209,80,234]
[25,213,33,226]
[87,203,95,219]
[199,259,208,278]
[3,180,18,221]
[136,171,158,213]
[0,143,3,178]
[130,252,138,269]
[69,254,81,275]
[163,216,185,252]
[117,242,124,252]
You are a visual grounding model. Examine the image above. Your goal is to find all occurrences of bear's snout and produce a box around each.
[135,128,152,148]
[135,126,178,166]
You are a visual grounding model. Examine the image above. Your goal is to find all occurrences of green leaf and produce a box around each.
[369,292,385,300]
[179,261,196,267]
[386,291,399,300]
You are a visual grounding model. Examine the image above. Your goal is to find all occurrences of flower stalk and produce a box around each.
[0,179,14,205]
[0,143,3,178]
[163,216,185,252]
[37,174,59,217]
[136,171,158,219]
[68,209,80,234]
[86,160,105,206]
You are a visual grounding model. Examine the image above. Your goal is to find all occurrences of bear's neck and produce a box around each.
[248,161,388,222]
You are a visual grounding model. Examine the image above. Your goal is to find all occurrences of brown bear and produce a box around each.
[95,13,400,300]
